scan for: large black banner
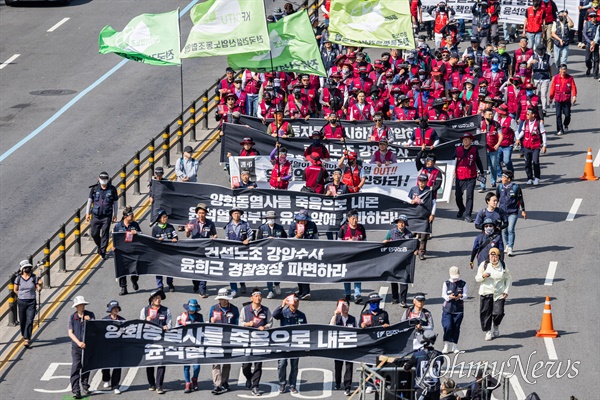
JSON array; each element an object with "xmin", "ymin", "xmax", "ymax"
[
  {"xmin": 114, "ymin": 233, "xmax": 418, "ymax": 284},
  {"xmin": 223, "ymin": 115, "xmax": 485, "ymax": 166},
  {"xmin": 83, "ymin": 320, "xmax": 415, "ymax": 372},
  {"xmin": 151, "ymin": 181, "xmax": 432, "ymax": 233}
]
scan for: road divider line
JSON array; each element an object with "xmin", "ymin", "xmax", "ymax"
[
  {"xmin": 378, "ymin": 286, "xmax": 389, "ymax": 309},
  {"xmin": 594, "ymin": 149, "xmax": 600, "ymax": 168},
  {"xmin": 544, "ymin": 261, "xmax": 558, "ymax": 285},
  {"xmin": 544, "ymin": 337, "xmax": 558, "ymax": 360},
  {"xmin": 0, "ymin": 0, "xmax": 200, "ymax": 164},
  {"xmin": 0, "ymin": 54, "xmax": 20, "ymax": 70},
  {"xmin": 509, "ymin": 375, "xmax": 527, "ymax": 400},
  {"xmin": 47, "ymin": 17, "xmax": 70, "ymax": 32},
  {"xmin": 566, "ymin": 198, "xmax": 582, "ymax": 221}
]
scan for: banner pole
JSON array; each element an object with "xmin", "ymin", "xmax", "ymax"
[{"xmin": 178, "ymin": 13, "xmax": 184, "ymax": 117}]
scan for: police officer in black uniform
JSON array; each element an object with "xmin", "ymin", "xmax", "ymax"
[{"xmin": 86, "ymin": 172, "xmax": 118, "ymax": 259}]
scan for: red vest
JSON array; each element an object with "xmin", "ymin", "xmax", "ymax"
[
  {"xmin": 448, "ymin": 99, "xmax": 465, "ymax": 119},
  {"xmin": 434, "ymin": 12, "xmax": 449, "ymax": 33},
  {"xmin": 343, "ymin": 224, "xmax": 365, "ymax": 240},
  {"xmin": 522, "ymin": 120, "xmax": 542, "ymax": 150},
  {"xmin": 455, "ymin": 146, "xmax": 478, "ymax": 180},
  {"xmin": 259, "ymin": 102, "xmax": 275, "ymax": 119},
  {"xmin": 371, "ymin": 126, "xmax": 390, "ymax": 142},
  {"xmin": 373, "ymin": 150, "xmax": 395, "ymax": 163},
  {"xmin": 413, "ymin": 127, "xmax": 435, "ymax": 146},
  {"xmin": 305, "ymin": 165, "xmax": 326, "ymax": 194},
  {"xmin": 488, "ymin": 1, "xmax": 499, "ymax": 24},
  {"xmin": 420, "ymin": 167, "xmax": 440, "ymax": 190},
  {"xmin": 482, "ymin": 70, "xmax": 505, "ymax": 97},
  {"xmin": 506, "ymin": 85, "xmax": 519, "ymax": 115},
  {"xmin": 395, "ymin": 107, "xmax": 418, "ymax": 121},
  {"xmin": 514, "ymin": 48, "xmax": 533, "ymax": 68},
  {"xmin": 518, "ymin": 95, "xmax": 539, "ymax": 121},
  {"xmin": 551, "ymin": 74, "xmax": 575, "ymax": 103},
  {"xmin": 481, "ymin": 119, "xmax": 501, "ymax": 152},
  {"xmin": 526, "ymin": 7, "xmax": 544, "ymax": 33},
  {"xmin": 243, "ymin": 70, "xmax": 261, "ymax": 95},
  {"xmin": 348, "ymin": 103, "xmax": 373, "ymax": 121},
  {"xmin": 324, "ymin": 124, "xmax": 344, "ymax": 139},
  {"xmin": 342, "ymin": 166, "xmax": 362, "ymax": 192},
  {"xmin": 410, "ymin": 0, "xmax": 420, "ymax": 17},
  {"xmin": 269, "ymin": 121, "xmax": 290, "ymax": 137},
  {"xmin": 240, "ymin": 148, "xmax": 259, "ymax": 156},
  {"xmin": 498, "ymin": 116, "xmax": 515, "ymax": 147},
  {"xmin": 270, "ymin": 161, "xmax": 292, "ymax": 189},
  {"xmin": 427, "ymin": 108, "xmax": 449, "ymax": 121},
  {"xmin": 288, "ymin": 98, "xmax": 311, "ymax": 118}
]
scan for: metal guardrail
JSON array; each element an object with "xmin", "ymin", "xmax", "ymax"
[{"xmin": 1, "ymin": 0, "xmax": 323, "ymax": 324}]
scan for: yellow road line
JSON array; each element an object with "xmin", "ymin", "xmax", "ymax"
[{"xmin": 0, "ymin": 129, "xmax": 220, "ymax": 372}]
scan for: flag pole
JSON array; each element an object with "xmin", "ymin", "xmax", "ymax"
[{"xmin": 178, "ymin": 11, "xmax": 184, "ymax": 117}]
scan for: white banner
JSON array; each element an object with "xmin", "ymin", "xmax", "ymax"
[
  {"xmin": 229, "ymin": 156, "xmax": 455, "ymax": 202},
  {"xmin": 420, "ymin": 0, "xmax": 578, "ymax": 27}
]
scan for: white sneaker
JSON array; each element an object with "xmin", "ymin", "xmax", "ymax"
[
  {"xmin": 442, "ymin": 342, "xmax": 450, "ymax": 354},
  {"xmin": 274, "ymin": 284, "xmax": 281, "ymax": 295},
  {"xmin": 485, "ymin": 331, "xmax": 493, "ymax": 341},
  {"xmin": 103, "ymin": 382, "xmax": 110, "ymax": 389},
  {"xmin": 231, "ymin": 290, "xmax": 238, "ymax": 298},
  {"xmin": 504, "ymin": 247, "xmax": 508, "ymax": 253},
  {"xmin": 493, "ymin": 326, "xmax": 500, "ymax": 338},
  {"xmin": 507, "ymin": 247, "xmax": 514, "ymax": 257},
  {"xmin": 366, "ymin": 386, "xmax": 375, "ymax": 394},
  {"xmin": 452, "ymin": 343, "xmax": 460, "ymax": 354},
  {"xmin": 533, "ymin": 178, "xmax": 539, "ymax": 186},
  {"xmin": 266, "ymin": 291, "xmax": 275, "ymax": 299},
  {"xmin": 526, "ymin": 179, "xmax": 533, "ymax": 185},
  {"xmin": 114, "ymin": 388, "xmax": 121, "ymax": 395}
]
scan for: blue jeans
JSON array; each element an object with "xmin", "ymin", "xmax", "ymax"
[
  {"xmin": 503, "ymin": 23, "xmax": 516, "ymax": 41},
  {"xmin": 344, "ymin": 282, "xmax": 362, "ymax": 296},
  {"xmin": 441, "ymin": 310, "xmax": 464, "ymax": 344},
  {"xmin": 502, "ymin": 212, "xmax": 519, "ymax": 248},
  {"xmin": 278, "ymin": 358, "xmax": 299, "ymax": 388},
  {"xmin": 497, "ymin": 146, "xmax": 514, "ymax": 176},
  {"xmin": 526, "ymin": 32, "xmax": 542, "ymax": 50},
  {"xmin": 155, "ymin": 276, "xmax": 173, "ymax": 288},
  {"xmin": 481, "ymin": 150, "xmax": 499, "ymax": 188},
  {"xmin": 246, "ymin": 94, "xmax": 258, "ymax": 117},
  {"xmin": 458, "ymin": 19, "xmax": 466, "ymax": 37},
  {"xmin": 184, "ymin": 365, "xmax": 200, "ymax": 383},
  {"xmin": 266, "ymin": 282, "xmax": 281, "ymax": 291},
  {"xmin": 554, "ymin": 45, "xmax": 569, "ymax": 69}
]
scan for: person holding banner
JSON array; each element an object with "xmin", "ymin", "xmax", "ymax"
[
  {"xmin": 455, "ymin": 133, "xmax": 485, "ymax": 223},
  {"xmin": 68, "ymin": 296, "xmax": 95, "ymax": 399},
  {"xmin": 394, "ymin": 95, "xmax": 419, "ymax": 122},
  {"xmin": 227, "ymin": 136, "xmax": 260, "ymax": 160},
  {"xmin": 330, "ymin": 298, "xmax": 357, "ymax": 396},
  {"xmin": 176, "ymin": 299, "xmax": 203, "ymax": 393},
  {"xmin": 406, "ymin": 117, "xmax": 440, "ymax": 149},
  {"xmin": 186, "ymin": 203, "xmax": 218, "ymax": 297},
  {"xmin": 269, "ymin": 146, "xmax": 293, "ymax": 190},
  {"xmin": 370, "ymin": 138, "xmax": 397, "ymax": 167},
  {"xmin": 257, "ymin": 92, "xmax": 277, "ymax": 122},
  {"xmin": 360, "ymin": 293, "xmax": 390, "ymax": 328},
  {"xmin": 141, "ymin": 289, "xmax": 171, "ymax": 394},
  {"xmin": 347, "ymin": 90, "xmax": 375, "ymax": 121},
  {"xmin": 289, "ymin": 210, "xmax": 319, "ymax": 300},
  {"xmin": 266, "ymin": 108, "xmax": 294, "ymax": 138},
  {"xmin": 384, "ymin": 215, "xmax": 414, "ymax": 307},
  {"xmin": 101, "ymin": 300, "xmax": 125, "ymax": 394},
  {"xmin": 240, "ymin": 288, "xmax": 273, "ymax": 396},
  {"xmin": 273, "ymin": 294, "xmax": 308, "ymax": 394},
  {"xmin": 151, "ymin": 210, "xmax": 178, "ymax": 292},
  {"xmin": 209, "ymin": 288, "xmax": 240, "ymax": 394},
  {"xmin": 409, "ymin": 174, "xmax": 434, "ymax": 261},
  {"xmin": 113, "ymin": 206, "xmax": 141, "ymax": 296},
  {"xmin": 256, "ymin": 211, "xmax": 286, "ymax": 299},
  {"xmin": 323, "ymin": 113, "xmax": 345, "ymax": 140},
  {"xmin": 338, "ymin": 209, "xmax": 367, "ymax": 304},
  {"xmin": 304, "ymin": 131, "xmax": 330, "ymax": 161},
  {"xmin": 304, "ymin": 152, "xmax": 328, "ymax": 194},
  {"xmin": 338, "ymin": 151, "xmax": 365, "ymax": 193},
  {"xmin": 224, "ymin": 208, "xmax": 253, "ymax": 297}
]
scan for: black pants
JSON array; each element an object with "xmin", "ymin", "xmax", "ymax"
[
  {"xmin": 17, "ymin": 298, "xmax": 36, "ymax": 340},
  {"xmin": 297, "ymin": 283, "xmax": 310, "ymax": 296},
  {"xmin": 242, "ymin": 362, "xmax": 263, "ymax": 389},
  {"xmin": 118, "ymin": 275, "xmax": 139, "ymax": 288},
  {"xmin": 391, "ymin": 282, "xmax": 408, "ymax": 303},
  {"xmin": 192, "ymin": 280, "xmax": 207, "ymax": 294},
  {"xmin": 480, "ymin": 295, "xmax": 505, "ymax": 331},
  {"xmin": 146, "ymin": 366, "xmax": 166, "ymax": 388},
  {"xmin": 523, "ymin": 147, "xmax": 541, "ymax": 180},
  {"xmin": 578, "ymin": 10, "xmax": 587, "ymax": 43},
  {"xmin": 455, "ymin": 178, "xmax": 476, "ymax": 217},
  {"xmin": 101, "ymin": 368, "xmax": 122, "ymax": 389},
  {"xmin": 90, "ymin": 215, "xmax": 112, "ymax": 256},
  {"xmin": 417, "ymin": 233, "xmax": 428, "ymax": 254},
  {"xmin": 334, "ymin": 360, "xmax": 353, "ymax": 390},
  {"xmin": 585, "ymin": 41, "xmax": 600, "ymax": 77},
  {"xmin": 555, "ymin": 101, "xmax": 571, "ymax": 133},
  {"xmin": 71, "ymin": 347, "xmax": 90, "ymax": 394}
]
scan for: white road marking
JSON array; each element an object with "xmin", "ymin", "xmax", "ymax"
[
  {"xmin": 594, "ymin": 148, "xmax": 600, "ymax": 168},
  {"xmin": 0, "ymin": 54, "xmax": 20, "ymax": 70},
  {"xmin": 378, "ymin": 286, "xmax": 389, "ymax": 309},
  {"xmin": 566, "ymin": 198, "xmax": 582, "ymax": 221},
  {"xmin": 118, "ymin": 367, "xmax": 139, "ymax": 393},
  {"xmin": 544, "ymin": 337, "xmax": 558, "ymax": 361},
  {"xmin": 544, "ymin": 261, "xmax": 558, "ymax": 285},
  {"xmin": 89, "ymin": 370, "xmax": 103, "ymax": 391},
  {"xmin": 47, "ymin": 17, "xmax": 70, "ymax": 32},
  {"xmin": 509, "ymin": 375, "xmax": 527, "ymax": 400}
]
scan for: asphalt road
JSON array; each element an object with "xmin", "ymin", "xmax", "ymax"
[{"xmin": 1, "ymin": 1, "xmax": 600, "ymax": 399}]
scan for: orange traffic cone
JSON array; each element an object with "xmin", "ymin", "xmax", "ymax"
[
  {"xmin": 580, "ymin": 148, "xmax": 599, "ymax": 180},
  {"xmin": 536, "ymin": 296, "xmax": 558, "ymax": 338}
]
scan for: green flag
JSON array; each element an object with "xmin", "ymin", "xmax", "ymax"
[
  {"xmin": 181, "ymin": 0, "xmax": 269, "ymax": 58},
  {"xmin": 329, "ymin": 0, "xmax": 415, "ymax": 50},
  {"xmin": 99, "ymin": 10, "xmax": 181, "ymax": 66},
  {"xmin": 227, "ymin": 11, "xmax": 327, "ymax": 77}
]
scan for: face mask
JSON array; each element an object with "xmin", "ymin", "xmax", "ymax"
[
  {"xmin": 369, "ymin": 302, "xmax": 380, "ymax": 312},
  {"xmin": 267, "ymin": 219, "xmax": 275, "ymax": 226},
  {"xmin": 360, "ymin": 73, "xmax": 368, "ymax": 79},
  {"xmin": 484, "ymin": 227, "xmax": 494, "ymax": 235},
  {"xmin": 293, "ymin": 89, "xmax": 301, "ymax": 97},
  {"xmin": 312, "ymin": 139, "xmax": 321, "ymax": 145},
  {"xmin": 23, "ymin": 267, "xmax": 32, "ymax": 274},
  {"xmin": 559, "ymin": 16, "xmax": 566, "ymax": 22},
  {"xmin": 420, "ymin": 121, "xmax": 428, "ymax": 128},
  {"xmin": 278, "ymin": 155, "xmax": 287, "ymax": 162},
  {"xmin": 419, "ymin": 74, "xmax": 426, "ymax": 80},
  {"xmin": 412, "ymin": 84, "xmax": 419, "ymax": 90},
  {"xmin": 342, "ymin": 68, "xmax": 350, "ymax": 74},
  {"xmin": 498, "ymin": 48, "xmax": 506, "ymax": 55},
  {"xmin": 439, "ymin": 6, "xmax": 446, "ymax": 11},
  {"xmin": 526, "ymin": 90, "xmax": 534, "ymax": 96},
  {"xmin": 158, "ymin": 223, "xmax": 167, "ymax": 229},
  {"xmin": 491, "ymin": 64, "xmax": 499, "ymax": 72},
  {"xmin": 99, "ymin": 179, "xmax": 109, "ymax": 185},
  {"xmin": 519, "ymin": 68, "xmax": 527, "ymax": 75},
  {"xmin": 330, "ymin": 119, "xmax": 338, "ymax": 124}
]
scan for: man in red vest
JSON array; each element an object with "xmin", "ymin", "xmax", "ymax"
[
  {"xmin": 522, "ymin": 0, "xmax": 546, "ymax": 50},
  {"xmin": 304, "ymin": 152, "xmax": 328, "ymax": 194},
  {"xmin": 454, "ymin": 133, "xmax": 485, "ymax": 222},
  {"xmin": 269, "ymin": 147, "xmax": 293, "ymax": 189},
  {"xmin": 338, "ymin": 152, "xmax": 365, "ymax": 193},
  {"xmin": 549, "ymin": 64, "xmax": 577, "ymax": 136},
  {"xmin": 516, "ymin": 108, "xmax": 547, "ymax": 185}
]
